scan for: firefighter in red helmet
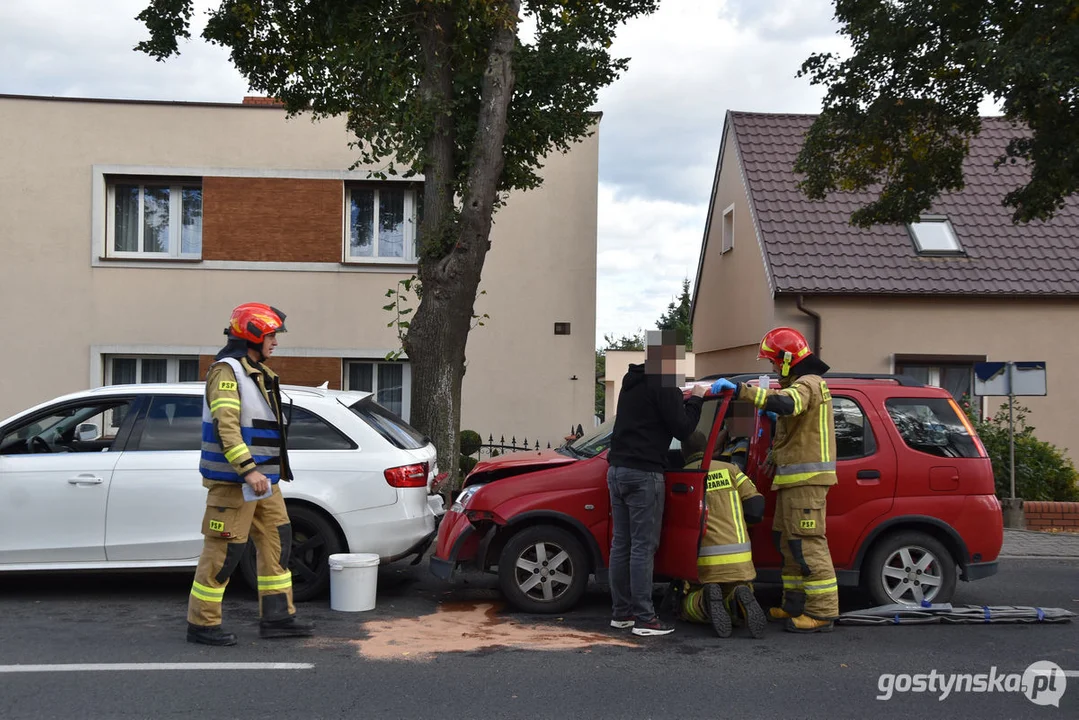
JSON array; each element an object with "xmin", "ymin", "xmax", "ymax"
[
  {"xmin": 711, "ymin": 327, "xmax": 838, "ymax": 633},
  {"xmin": 186, "ymin": 303, "xmax": 314, "ymax": 646}
]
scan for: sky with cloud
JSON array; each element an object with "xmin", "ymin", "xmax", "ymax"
[{"xmin": 1, "ymin": 0, "xmax": 849, "ymax": 345}]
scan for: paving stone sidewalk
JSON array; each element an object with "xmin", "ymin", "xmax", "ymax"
[{"xmin": 1000, "ymin": 528, "xmax": 1079, "ymax": 557}]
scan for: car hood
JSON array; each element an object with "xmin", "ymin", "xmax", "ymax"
[{"xmin": 470, "ymin": 448, "xmax": 577, "ymax": 476}]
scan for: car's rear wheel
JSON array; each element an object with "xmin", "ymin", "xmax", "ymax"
[
  {"xmin": 239, "ymin": 504, "xmax": 342, "ymax": 603},
  {"xmin": 497, "ymin": 525, "xmax": 589, "ymax": 614},
  {"xmin": 863, "ymin": 530, "xmax": 956, "ymax": 606}
]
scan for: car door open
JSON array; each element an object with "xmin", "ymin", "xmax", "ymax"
[{"xmin": 653, "ymin": 393, "xmax": 731, "ymax": 582}]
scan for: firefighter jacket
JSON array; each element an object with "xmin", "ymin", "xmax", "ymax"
[
  {"xmin": 684, "ymin": 459, "xmax": 762, "ymax": 583},
  {"xmin": 737, "ymin": 373, "xmax": 836, "ymax": 488},
  {"xmin": 199, "ymin": 356, "xmax": 292, "ymax": 483}
]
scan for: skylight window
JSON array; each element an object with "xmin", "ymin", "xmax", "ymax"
[{"xmin": 908, "ymin": 217, "xmax": 963, "ymax": 254}]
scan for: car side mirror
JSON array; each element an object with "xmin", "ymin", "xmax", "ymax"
[{"xmin": 76, "ymin": 423, "xmax": 100, "ymax": 442}]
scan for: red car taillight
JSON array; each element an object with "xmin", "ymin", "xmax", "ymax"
[{"xmin": 385, "ymin": 462, "xmax": 429, "ymax": 488}]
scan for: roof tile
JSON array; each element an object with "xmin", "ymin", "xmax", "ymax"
[{"xmin": 729, "ymin": 112, "xmax": 1079, "ymax": 295}]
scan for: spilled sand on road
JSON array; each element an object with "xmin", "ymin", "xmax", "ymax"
[{"xmin": 350, "ymin": 602, "xmax": 637, "ymax": 661}]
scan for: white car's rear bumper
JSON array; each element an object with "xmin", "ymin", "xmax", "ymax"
[{"xmin": 335, "ymin": 495, "xmax": 442, "ymax": 561}]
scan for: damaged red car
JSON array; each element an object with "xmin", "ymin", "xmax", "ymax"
[{"xmin": 429, "ymin": 373, "xmax": 1003, "ymax": 614}]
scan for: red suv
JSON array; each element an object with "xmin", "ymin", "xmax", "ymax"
[{"xmin": 430, "ymin": 374, "xmax": 1003, "ymax": 613}]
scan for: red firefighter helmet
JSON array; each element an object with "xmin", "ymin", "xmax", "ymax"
[
  {"xmin": 227, "ymin": 303, "xmax": 287, "ymax": 344},
  {"xmin": 757, "ymin": 327, "xmax": 811, "ymax": 377}
]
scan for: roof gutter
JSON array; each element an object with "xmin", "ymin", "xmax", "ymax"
[{"xmin": 796, "ymin": 294, "xmax": 822, "ymax": 357}]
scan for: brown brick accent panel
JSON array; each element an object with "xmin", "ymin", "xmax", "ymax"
[
  {"xmin": 202, "ymin": 177, "xmax": 343, "ymax": 262},
  {"xmin": 1023, "ymin": 501, "xmax": 1079, "ymax": 533},
  {"xmin": 197, "ymin": 355, "xmax": 341, "ymax": 390}
]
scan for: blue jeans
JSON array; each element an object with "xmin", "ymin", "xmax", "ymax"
[{"xmin": 607, "ymin": 466, "xmax": 665, "ymax": 622}]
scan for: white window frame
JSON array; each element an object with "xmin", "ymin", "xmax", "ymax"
[
  {"xmin": 721, "ymin": 204, "xmax": 735, "ymax": 254},
  {"xmin": 104, "ymin": 355, "xmax": 201, "ymax": 385},
  {"xmin": 907, "ymin": 216, "xmax": 963, "ymax": 255},
  {"xmin": 343, "ymin": 186, "xmax": 419, "ymax": 264},
  {"xmin": 105, "ymin": 180, "xmax": 203, "ymax": 259},
  {"xmin": 343, "ymin": 360, "xmax": 412, "ymax": 421}
]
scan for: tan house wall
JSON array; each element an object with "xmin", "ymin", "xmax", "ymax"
[
  {"xmin": 0, "ymin": 95, "xmax": 598, "ymax": 448},
  {"xmin": 774, "ymin": 295, "xmax": 1078, "ymax": 457},
  {"xmin": 692, "ymin": 122, "xmax": 776, "ymax": 356},
  {"xmin": 602, "ymin": 351, "xmax": 695, "ymax": 421},
  {"xmin": 692, "ymin": 344, "xmax": 767, "ymax": 380}
]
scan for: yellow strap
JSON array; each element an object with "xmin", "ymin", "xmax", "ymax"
[
  {"xmin": 258, "ymin": 579, "xmax": 293, "ymax": 592},
  {"xmin": 773, "ymin": 471, "xmax": 833, "ymax": 486},
  {"xmin": 210, "ymin": 398, "xmax": 242, "ymax": 412},
  {"xmin": 258, "ymin": 572, "xmax": 293, "ymax": 583},
  {"xmin": 224, "ymin": 443, "xmax": 251, "ymax": 463},
  {"xmin": 191, "ymin": 581, "xmax": 225, "ymax": 603},
  {"xmin": 697, "ymin": 551, "xmax": 753, "ymax": 566},
  {"xmin": 727, "ymin": 489, "xmax": 746, "ymax": 544},
  {"xmin": 805, "ymin": 578, "xmax": 838, "ymax": 595},
  {"xmin": 819, "ymin": 405, "xmax": 825, "ymax": 462},
  {"xmin": 257, "ymin": 572, "xmax": 293, "ymax": 591},
  {"xmin": 786, "ymin": 387, "xmax": 803, "ymax": 415}
]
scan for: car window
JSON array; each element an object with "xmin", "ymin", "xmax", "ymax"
[
  {"xmin": 287, "ymin": 407, "xmax": 356, "ymax": 451},
  {"xmin": 136, "ymin": 395, "xmax": 203, "ymax": 451},
  {"xmin": 671, "ymin": 397, "xmax": 725, "ymax": 470},
  {"xmin": 348, "ymin": 397, "xmax": 426, "ymax": 450},
  {"xmin": 0, "ymin": 398, "xmax": 136, "ymax": 455},
  {"xmin": 566, "ymin": 418, "xmax": 614, "ymax": 458},
  {"xmin": 834, "ymin": 397, "xmax": 875, "ymax": 460},
  {"xmin": 885, "ymin": 397, "xmax": 981, "ymax": 459}
]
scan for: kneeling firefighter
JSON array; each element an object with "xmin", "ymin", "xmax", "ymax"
[
  {"xmin": 677, "ymin": 431, "xmax": 767, "ymax": 639},
  {"xmin": 711, "ymin": 327, "xmax": 839, "ymax": 633},
  {"xmin": 186, "ymin": 303, "xmax": 314, "ymax": 646}
]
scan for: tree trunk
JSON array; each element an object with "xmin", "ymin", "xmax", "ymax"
[{"xmin": 405, "ymin": 0, "xmax": 522, "ymax": 497}]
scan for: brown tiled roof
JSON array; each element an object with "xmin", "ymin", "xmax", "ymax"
[{"xmin": 730, "ymin": 112, "xmax": 1079, "ymax": 295}]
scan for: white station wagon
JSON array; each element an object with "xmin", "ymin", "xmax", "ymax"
[{"xmin": 0, "ymin": 383, "xmax": 444, "ymax": 601}]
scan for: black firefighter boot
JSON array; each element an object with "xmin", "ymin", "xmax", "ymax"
[
  {"xmin": 259, "ymin": 616, "xmax": 315, "ymax": 639},
  {"xmin": 704, "ymin": 584, "xmax": 733, "ymax": 638},
  {"xmin": 187, "ymin": 623, "xmax": 237, "ymax": 647}
]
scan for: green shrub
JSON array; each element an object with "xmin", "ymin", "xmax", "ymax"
[
  {"xmin": 459, "ymin": 455, "xmax": 479, "ymax": 477},
  {"xmin": 460, "ymin": 429, "xmax": 482, "ymax": 457},
  {"xmin": 963, "ymin": 398, "xmax": 1079, "ymax": 502}
]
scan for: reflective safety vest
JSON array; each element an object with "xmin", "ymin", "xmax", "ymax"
[
  {"xmin": 199, "ymin": 357, "xmax": 283, "ymax": 483},
  {"xmin": 742, "ymin": 374, "xmax": 837, "ymax": 488},
  {"xmin": 686, "ymin": 461, "xmax": 761, "ymax": 584}
]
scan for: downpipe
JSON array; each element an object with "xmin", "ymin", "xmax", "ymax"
[{"xmin": 796, "ymin": 294, "xmax": 822, "ymax": 357}]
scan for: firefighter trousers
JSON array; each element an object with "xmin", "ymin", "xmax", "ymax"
[
  {"xmin": 188, "ymin": 481, "xmax": 296, "ymax": 627},
  {"xmin": 772, "ymin": 484, "xmax": 839, "ymax": 620}
]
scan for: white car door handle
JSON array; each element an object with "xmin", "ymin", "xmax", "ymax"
[{"xmin": 68, "ymin": 475, "xmax": 104, "ymax": 485}]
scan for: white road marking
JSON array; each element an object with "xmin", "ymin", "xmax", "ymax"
[{"xmin": 0, "ymin": 662, "xmax": 313, "ymax": 673}]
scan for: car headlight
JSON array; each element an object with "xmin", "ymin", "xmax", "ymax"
[{"xmin": 451, "ymin": 484, "xmax": 485, "ymax": 513}]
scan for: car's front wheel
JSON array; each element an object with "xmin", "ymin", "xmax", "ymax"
[
  {"xmin": 497, "ymin": 524, "xmax": 589, "ymax": 614},
  {"xmin": 863, "ymin": 530, "xmax": 957, "ymax": 606},
  {"xmin": 239, "ymin": 504, "xmax": 342, "ymax": 603}
]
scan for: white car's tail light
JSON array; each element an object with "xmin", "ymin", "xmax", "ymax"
[{"xmin": 384, "ymin": 462, "xmax": 429, "ymax": 488}]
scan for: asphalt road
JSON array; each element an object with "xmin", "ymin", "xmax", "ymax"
[{"xmin": 1, "ymin": 557, "xmax": 1077, "ymax": 719}]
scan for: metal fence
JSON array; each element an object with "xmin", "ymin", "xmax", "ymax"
[{"xmin": 464, "ymin": 425, "xmax": 585, "ymax": 461}]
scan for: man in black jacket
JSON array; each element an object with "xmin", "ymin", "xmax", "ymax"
[{"xmin": 607, "ymin": 331, "xmax": 706, "ymax": 636}]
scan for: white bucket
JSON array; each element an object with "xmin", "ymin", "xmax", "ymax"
[{"xmin": 328, "ymin": 553, "xmax": 380, "ymax": 612}]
